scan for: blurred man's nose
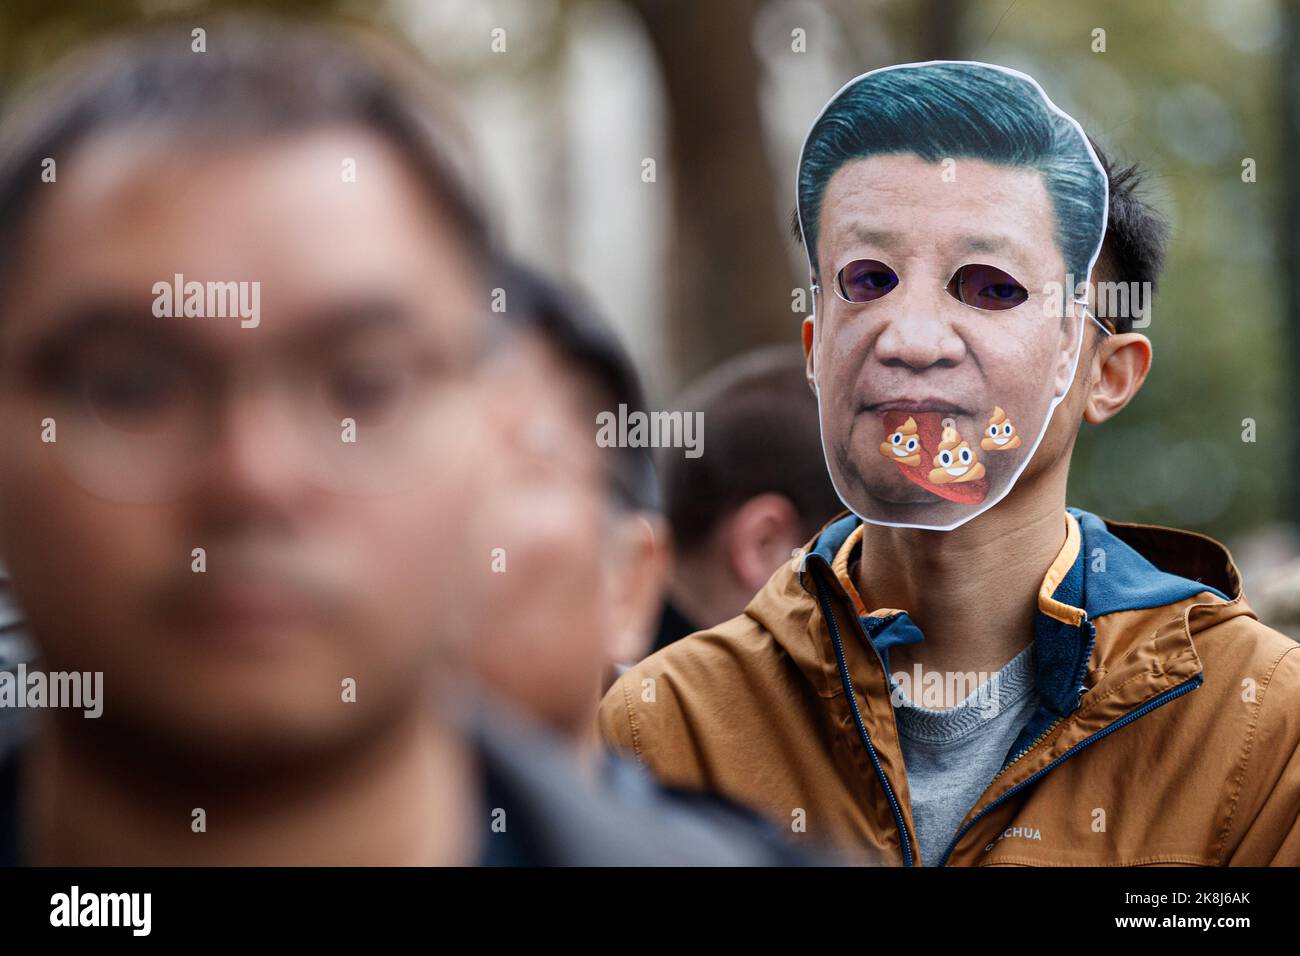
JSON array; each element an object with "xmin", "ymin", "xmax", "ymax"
[
  {"xmin": 196, "ymin": 388, "xmax": 314, "ymax": 513},
  {"xmin": 870, "ymin": 279, "xmax": 966, "ymax": 370}
]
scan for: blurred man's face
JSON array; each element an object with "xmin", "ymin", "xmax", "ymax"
[
  {"xmin": 0, "ymin": 127, "xmax": 493, "ymax": 761},
  {"xmin": 472, "ymin": 335, "xmax": 642, "ymax": 738},
  {"xmin": 810, "ymin": 153, "xmax": 1083, "ymax": 529}
]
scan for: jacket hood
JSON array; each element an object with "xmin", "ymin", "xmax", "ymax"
[{"xmin": 746, "ymin": 507, "xmax": 1246, "ymax": 715}]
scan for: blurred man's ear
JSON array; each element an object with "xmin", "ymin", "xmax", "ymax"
[
  {"xmin": 1083, "ymin": 332, "xmax": 1152, "ymax": 424},
  {"xmin": 723, "ymin": 493, "xmax": 803, "ymax": 595},
  {"xmin": 604, "ymin": 513, "xmax": 671, "ymax": 668}
]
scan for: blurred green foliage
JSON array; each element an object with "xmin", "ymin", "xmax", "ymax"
[{"xmin": 955, "ymin": 0, "xmax": 1290, "ymax": 538}]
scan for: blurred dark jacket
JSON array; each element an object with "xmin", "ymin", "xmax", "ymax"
[{"xmin": 0, "ymin": 694, "xmax": 822, "ymax": 866}]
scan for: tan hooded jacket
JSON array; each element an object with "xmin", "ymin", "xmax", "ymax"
[{"xmin": 599, "ymin": 508, "xmax": 1300, "ymax": 866}]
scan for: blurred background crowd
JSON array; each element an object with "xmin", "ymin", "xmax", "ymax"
[{"xmin": 3, "ymin": 0, "xmax": 1295, "ymax": 632}]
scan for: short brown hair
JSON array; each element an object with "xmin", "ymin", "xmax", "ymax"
[{"xmin": 660, "ymin": 346, "xmax": 842, "ymax": 553}]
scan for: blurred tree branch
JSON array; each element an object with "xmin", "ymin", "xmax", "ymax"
[{"xmin": 626, "ymin": 0, "xmax": 797, "ymax": 389}]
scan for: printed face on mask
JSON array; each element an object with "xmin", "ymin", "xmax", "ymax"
[
  {"xmin": 810, "ymin": 153, "xmax": 1084, "ymax": 529},
  {"xmin": 796, "ymin": 61, "xmax": 1107, "ymax": 531}
]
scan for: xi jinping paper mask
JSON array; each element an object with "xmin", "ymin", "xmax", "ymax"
[{"xmin": 796, "ymin": 61, "xmax": 1109, "ymax": 531}]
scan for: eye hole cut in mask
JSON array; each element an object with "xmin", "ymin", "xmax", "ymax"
[{"xmin": 795, "ymin": 61, "xmax": 1109, "ymax": 531}]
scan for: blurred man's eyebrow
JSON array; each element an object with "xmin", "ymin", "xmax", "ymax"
[
  {"xmin": 38, "ymin": 297, "xmax": 416, "ymax": 340},
  {"xmin": 297, "ymin": 299, "xmax": 415, "ymax": 342},
  {"xmin": 27, "ymin": 306, "xmax": 190, "ymax": 353},
  {"xmin": 286, "ymin": 300, "xmax": 463, "ymax": 362},
  {"xmin": 14, "ymin": 306, "xmax": 192, "ymax": 384},
  {"xmin": 23, "ymin": 297, "xmax": 427, "ymax": 365}
]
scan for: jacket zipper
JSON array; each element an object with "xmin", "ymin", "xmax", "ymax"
[
  {"xmin": 812, "ymin": 574, "xmax": 915, "ymax": 867},
  {"xmin": 989, "ymin": 616, "xmax": 1098, "ymax": 782},
  {"xmin": 993, "ymin": 716, "xmax": 1065, "ymax": 783},
  {"xmin": 937, "ymin": 673, "xmax": 1204, "ymax": 866}
]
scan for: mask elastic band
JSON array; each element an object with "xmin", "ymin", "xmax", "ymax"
[{"xmin": 1074, "ymin": 298, "xmax": 1114, "ymax": 336}]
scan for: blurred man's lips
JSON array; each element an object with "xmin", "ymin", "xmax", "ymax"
[{"xmin": 157, "ymin": 578, "xmax": 328, "ymax": 636}]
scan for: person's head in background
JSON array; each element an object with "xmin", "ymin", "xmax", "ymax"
[
  {"xmin": 471, "ymin": 262, "xmax": 668, "ymax": 744},
  {"xmin": 0, "ymin": 18, "xmax": 504, "ymax": 863},
  {"xmin": 654, "ymin": 346, "xmax": 843, "ymax": 651}
]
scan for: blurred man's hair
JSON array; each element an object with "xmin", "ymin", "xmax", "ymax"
[
  {"xmin": 0, "ymin": 16, "xmax": 489, "ymax": 293},
  {"xmin": 790, "ymin": 139, "xmax": 1169, "ymax": 336},
  {"xmin": 660, "ymin": 347, "xmax": 842, "ymax": 554},
  {"xmin": 495, "ymin": 260, "xmax": 658, "ymax": 514}
]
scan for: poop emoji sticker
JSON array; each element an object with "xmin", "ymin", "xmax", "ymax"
[
  {"xmin": 796, "ymin": 60, "xmax": 1109, "ymax": 530},
  {"xmin": 928, "ymin": 420, "xmax": 985, "ymax": 486},
  {"xmin": 880, "ymin": 416, "xmax": 922, "ymax": 467},
  {"xmin": 879, "ymin": 412, "xmax": 988, "ymax": 504},
  {"xmin": 981, "ymin": 406, "xmax": 1022, "ymax": 451}
]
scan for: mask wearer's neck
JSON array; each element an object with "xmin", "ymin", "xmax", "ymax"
[{"xmin": 855, "ymin": 461, "xmax": 1071, "ymax": 678}]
